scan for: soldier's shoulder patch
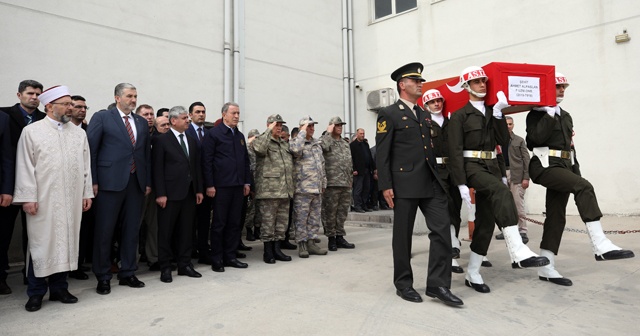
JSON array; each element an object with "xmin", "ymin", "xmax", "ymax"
[
  {"xmin": 240, "ymin": 139, "xmax": 245, "ymax": 146},
  {"xmin": 377, "ymin": 121, "xmax": 387, "ymax": 133}
]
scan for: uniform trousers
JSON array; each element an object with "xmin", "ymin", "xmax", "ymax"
[
  {"xmin": 392, "ymin": 185, "xmax": 452, "ymax": 290},
  {"xmin": 26, "ymin": 257, "xmax": 68, "ymax": 297},
  {"xmin": 210, "ymin": 186, "xmax": 244, "ymax": 263},
  {"xmin": 438, "ymin": 166, "xmax": 463, "ymax": 237},
  {"xmin": 157, "ymin": 189, "xmax": 196, "ymax": 270},
  {"xmin": 195, "ymin": 195, "xmax": 213, "ymax": 254},
  {"xmin": 243, "ymin": 195, "xmax": 258, "ymax": 230},
  {"xmin": 532, "ymin": 165, "xmax": 602, "ymax": 254},
  {"xmin": 466, "ymin": 166, "xmax": 519, "ymax": 256},
  {"xmin": 293, "ymin": 193, "xmax": 322, "ymax": 243},
  {"xmin": 257, "ymin": 198, "xmax": 289, "ymax": 242},
  {"xmin": 93, "ymin": 174, "xmax": 144, "ymax": 281},
  {"xmin": 321, "ymin": 187, "xmax": 351, "ymax": 237}
]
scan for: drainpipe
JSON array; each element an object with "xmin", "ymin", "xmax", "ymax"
[
  {"xmin": 223, "ymin": 0, "xmax": 232, "ymax": 103},
  {"xmin": 341, "ymin": 0, "xmax": 351, "ymax": 135},
  {"xmin": 347, "ymin": 0, "xmax": 355, "ymax": 136}
]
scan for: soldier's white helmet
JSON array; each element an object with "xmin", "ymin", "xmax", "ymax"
[
  {"xmin": 422, "ymin": 89, "xmax": 445, "ymax": 114},
  {"xmin": 555, "ymin": 72, "xmax": 570, "ymax": 87},
  {"xmin": 460, "ymin": 66, "xmax": 488, "ymax": 98}
]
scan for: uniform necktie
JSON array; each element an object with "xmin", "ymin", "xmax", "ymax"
[
  {"xmin": 413, "ymin": 105, "xmax": 420, "ymax": 119},
  {"xmin": 124, "ymin": 116, "xmax": 136, "ymax": 173},
  {"xmin": 197, "ymin": 127, "xmax": 203, "ymax": 142},
  {"xmin": 179, "ymin": 134, "xmax": 188, "ymax": 157}
]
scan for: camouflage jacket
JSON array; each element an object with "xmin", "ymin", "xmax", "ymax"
[
  {"xmin": 247, "ymin": 141, "xmax": 257, "ymax": 174},
  {"xmin": 253, "ymin": 128, "xmax": 294, "ymax": 199},
  {"xmin": 320, "ymin": 133, "xmax": 353, "ymax": 188},
  {"xmin": 290, "ymin": 130, "xmax": 326, "ymax": 194}
]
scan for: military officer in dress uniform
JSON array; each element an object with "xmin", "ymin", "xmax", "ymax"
[
  {"xmin": 448, "ymin": 66, "xmax": 549, "ymax": 294},
  {"xmin": 376, "ymin": 62, "xmax": 462, "ymax": 306},
  {"xmin": 422, "ymin": 89, "xmax": 464, "ymax": 274},
  {"xmin": 526, "ymin": 72, "xmax": 634, "ymax": 286}
]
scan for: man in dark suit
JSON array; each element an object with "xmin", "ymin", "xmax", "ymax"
[
  {"xmin": 376, "ymin": 63, "xmax": 462, "ymax": 306},
  {"xmin": 0, "ymin": 111, "xmax": 15, "ymax": 295},
  {"xmin": 350, "ymin": 128, "xmax": 375, "ymax": 213},
  {"xmin": 153, "ymin": 106, "xmax": 204, "ymax": 283},
  {"xmin": 202, "ymin": 102, "xmax": 251, "ymax": 272},
  {"xmin": 0, "ymin": 80, "xmax": 45, "ymax": 294},
  {"xmin": 87, "ymin": 83, "xmax": 151, "ymax": 295}
]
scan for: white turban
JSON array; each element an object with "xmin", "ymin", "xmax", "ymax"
[{"xmin": 39, "ymin": 85, "xmax": 70, "ymax": 105}]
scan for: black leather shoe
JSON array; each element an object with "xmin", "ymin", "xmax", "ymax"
[
  {"xmin": 280, "ymin": 239, "xmax": 298, "ymax": 250},
  {"xmin": 118, "ymin": 275, "xmax": 145, "ymax": 288},
  {"xmin": 211, "ymin": 261, "xmax": 225, "ymax": 272},
  {"xmin": 96, "ymin": 280, "xmax": 111, "ymax": 295},
  {"xmin": 520, "ymin": 232, "xmax": 529, "ymax": 244},
  {"xmin": 198, "ymin": 255, "xmax": 213, "ymax": 265},
  {"xmin": 148, "ymin": 262, "xmax": 161, "ymax": 271},
  {"xmin": 539, "ymin": 276, "xmax": 573, "ymax": 286},
  {"xmin": 336, "ymin": 236, "xmax": 355, "ymax": 249},
  {"xmin": 452, "ymin": 247, "xmax": 460, "ymax": 259},
  {"xmin": 238, "ymin": 241, "xmax": 253, "ymax": 251},
  {"xmin": 512, "ymin": 256, "xmax": 550, "ymax": 269},
  {"xmin": 69, "ymin": 270, "xmax": 89, "ymax": 280},
  {"xmin": 25, "ymin": 295, "xmax": 44, "ymax": 312},
  {"xmin": 425, "ymin": 287, "xmax": 464, "ymax": 306},
  {"xmin": 160, "ymin": 269, "xmax": 172, "ymax": 283},
  {"xmin": 364, "ymin": 207, "xmax": 373, "ymax": 212},
  {"xmin": 481, "ymin": 260, "xmax": 492, "ymax": 267},
  {"xmin": 595, "ymin": 249, "xmax": 635, "ymax": 261},
  {"xmin": 178, "ymin": 265, "xmax": 202, "ymax": 278},
  {"xmin": 224, "ymin": 259, "xmax": 248, "ymax": 269},
  {"xmin": 464, "ymin": 279, "xmax": 490, "ymax": 293},
  {"xmin": 353, "ymin": 207, "xmax": 366, "ymax": 213},
  {"xmin": 236, "ymin": 252, "xmax": 247, "ymax": 259},
  {"xmin": 451, "ymin": 266, "xmax": 464, "ymax": 274},
  {"xmin": 328, "ymin": 237, "xmax": 338, "ymax": 251},
  {"xmin": 380, "ymin": 204, "xmax": 391, "ymax": 210},
  {"xmin": 246, "ymin": 228, "xmax": 255, "ymax": 241},
  {"xmin": 396, "ymin": 287, "xmax": 422, "ymax": 303},
  {"xmin": 0, "ymin": 280, "xmax": 11, "ymax": 295},
  {"xmin": 49, "ymin": 289, "xmax": 78, "ymax": 303}
]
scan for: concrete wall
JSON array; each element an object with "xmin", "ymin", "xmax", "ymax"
[{"xmin": 352, "ymin": 0, "xmax": 640, "ymax": 215}]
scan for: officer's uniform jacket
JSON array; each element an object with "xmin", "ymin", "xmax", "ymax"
[
  {"xmin": 253, "ymin": 129, "xmax": 294, "ymax": 199},
  {"xmin": 375, "ymin": 99, "xmax": 444, "ymax": 198},
  {"xmin": 448, "ymin": 101, "xmax": 510, "ymax": 186},
  {"xmin": 525, "ymin": 107, "xmax": 581, "ymax": 181},
  {"xmin": 320, "ymin": 133, "xmax": 353, "ymax": 188},
  {"xmin": 290, "ymin": 130, "xmax": 326, "ymax": 194}
]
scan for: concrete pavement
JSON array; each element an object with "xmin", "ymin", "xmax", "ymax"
[{"xmin": 0, "ymin": 215, "xmax": 639, "ymax": 335}]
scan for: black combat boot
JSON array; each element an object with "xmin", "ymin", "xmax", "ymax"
[
  {"xmin": 263, "ymin": 242, "xmax": 276, "ymax": 264},
  {"xmin": 328, "ymin": 236, "xmax": 338, "ymax": 251},
  {"xmin": 336, "ymin": 235, "xmax": 355, "ymax": 249},
  {"xmin": 273, "ymin": 241, "xmax": 292, "ymax": 261},
  {"xmin": 281, "ymin": 231, "xmax": 297, "ymax": 250}
]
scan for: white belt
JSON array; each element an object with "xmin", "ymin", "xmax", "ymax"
[
  {"xmin": 436, "ymin": 157, "xmax": 448, "ymax": 164},
  {"xmin": 462, "ymin": 150, "xmax": 497, "ymax": 160}
]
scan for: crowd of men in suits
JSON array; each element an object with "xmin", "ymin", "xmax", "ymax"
[{"xmin": 0, "ymin": 80, "xmax": 358, "ymax": 312}]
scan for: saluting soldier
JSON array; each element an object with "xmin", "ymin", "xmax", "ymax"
[
  {"xmin": 448, "ymin": 66, "xmax": 549, "ymax": 294},
  {"xmin": 526, "ymin": 72, "xmax": 634, "ymax": 286},
  {"xmin": 376, "ymin": 62, "xmax": 462, "ymax": 306}
]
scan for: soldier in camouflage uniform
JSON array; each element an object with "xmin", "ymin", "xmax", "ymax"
[
  {"xmin": 253, "ymin": 114, "xmax": 295, "ymax": 264},
  {"xmin": 320, "ymin": 116, "xmax": 355, "ymax": 251},
  {"xmin": 244, "ymin": 129, "xmax": 260, "ymax": 241},
  {"xmin": 290, "ymin": 116, "xmax": 328, "ymax": 258}
]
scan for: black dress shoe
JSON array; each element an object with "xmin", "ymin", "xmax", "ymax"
[
  {"xmin": 49, "ymin": 289, "xmax": 78, "ymax": 303},
  {"xmin": 464, "ymin": 279, "xmax": 490, "ymax": 293},
  {"xmin": 364, "ymin": 207, "xmax": 373, "ymax": 212},
  {"xmin": 539, "ymin": 276, "xmax": 573, "ymax": 286},
  {"xmin": 25, "ymin": 295, "xmax": 44, "ymax": 312},
  {"xmin": 224, "ymin": 259, "xmax": 248, "ymax": 269},
  {"xmin": 452, "ymin": 247, "xmax": 460, "ymax": 259},
  {"xmin": 211, "ymin": 261, "xmax": 225, "ymax": 272},
  {"xmin": 512, "ymin": 256, "xmax": 550, "ymax": 269},
  {"xmin": 354, "ymin": 207, "xmax": 366, "ymax": 213},
  {"xmin": 238, "ymin": 241, "xmax": 253, "ymax": 251},
  {"xmin": 178, "ymin": 265, "xmax": 202, "ymax": 278},
  {"xmin": 69, "ymin": 270, "xmax": 89, "ymax": 280},
  {"xmin": 396, "ymin": 287, "xmax": 422, "ymax": 303},
  {"xmin": 481, "ymin": 260, "xmax": 492, "ymax": 267},
  {"xmin": 451, "ymin": 265, "xmax": 464, "ymax": 274},
  {"xmin": 148, "ymin": 262, "xmax": 161, "ymax": 271},
  {"xmin": 380, "ymin": 205, "xmax": 391, "ymax": 210},
  {"xmin": 595, "ymin": 249, "xmax": 635, "ymax": 261},
  {"xmin": 198, "ymin": 255, "xmax": 213, "ymax": 265},
  {"xmin": 118, "ymin": 275, "xmax": 145, "ymax": 288},
  {"xmin": 160, "ymin": 269, "xmax": 173, "ymax": 283},
  {"xmin": 236, "ymin": 252, "xmax": 246, "ymax": 259},
  {"xmin": 0, "ymin": 280, "xmax": 12, "ymax": 295},
  {"xmin": 96, "ymin": 280, "xmax": 111, "ymax": 295},
  {"xmin": 425, "ymin": 286, "xmax": 464, "ymax": 306}
]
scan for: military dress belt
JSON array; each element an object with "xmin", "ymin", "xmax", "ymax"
[
  {"xmin": 462, "ymin": 150, "xmax": 497, "ymax": 160},
  {"xmin": 436, "ymin": 157, "xmax": 449, "ymax": 165},
  {"xmin": 545, "ymin": 148, "xmax": 572, "ymax": 159}
]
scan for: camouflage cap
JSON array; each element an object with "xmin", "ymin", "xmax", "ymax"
[
  {"xmin": 247, "ymin": 128, "xmax": 260, "ymax": 138},
  {"xmin": 328, "ymin": 116, "xmax": 347, "ymax": 125},
  {"xmin": 267, "ymin": 114, "xmax": 286, "ymax": 124},
  {"xmin": 281, "ymin": 125, "xmax": 290, "ymax": 134},
  {"xmin": 299, "ymin": 115, "xmax": 318, "ymax": 126}
]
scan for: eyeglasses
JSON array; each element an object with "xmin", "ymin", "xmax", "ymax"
[{"xmin": 51, "ymin": 102, "xmax": 74, "ymax": 107}]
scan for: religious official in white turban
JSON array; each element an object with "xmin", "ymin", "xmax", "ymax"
[{"xmin": 13, "ymin": 85, "xmax": 94, "ymax": 312}]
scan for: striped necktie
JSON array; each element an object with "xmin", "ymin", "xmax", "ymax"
[{"xmin": 124, "ymin": 116, "xmax": 136, "ymax": 173}]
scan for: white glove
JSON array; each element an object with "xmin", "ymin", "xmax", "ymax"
[
  {"xmin": 458, "ymin": 185, "xmax": 472, "ymax": 209},
  {"xmin": 533, "ymin": 106, "xmax": 555, "ymax": 117},
  {"xmin": 492, "ymin": 91, "xmax": 510, "ymax": 119},
  {"xmin": 502, "ymin": 177, "xmax": 508, "ymax": 186}
]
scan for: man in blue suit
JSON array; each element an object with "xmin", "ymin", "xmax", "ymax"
[
  {"xmin": 88, "ymin": 83, "xmax": 151, "ymax": 295},
  {"xmin": 202, "ymin": 102, "xmax": 251, "ymax": 272}
]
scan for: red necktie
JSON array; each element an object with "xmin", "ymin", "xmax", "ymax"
[{"xmin": 124, "ymin": 116, "xmax": 136, "ymax": 173}]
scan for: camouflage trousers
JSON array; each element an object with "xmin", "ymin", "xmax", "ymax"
[
  {"xmin": 293, "ymin": 193, "xmax": 322, "ymax": 243},
  {"xmin": 244, "ymin": 196, "xmax": 259, "ymax": 229},
  {"xmin": 321, "ymin": 187, "xmax": 351, "ymax": 237},
  {"xmin": 257, "ymin": 198, "xmax": 290, "ymax": 242}
]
